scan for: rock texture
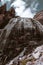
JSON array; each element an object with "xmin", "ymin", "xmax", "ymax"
[
  {"xmin": 34, "ymin": 10, "xmax": 43, "ymax": 25},
  {"xmin": 0, "ymin": 4, "xmax": 43, "ymax": 65},
  {"xmin": 0, "ymin": 4, "xmax": 15, "ymax": 29},
  {"xmin": 14, "ymin": 45, "xmax": 43, "ymax": 65},
  {"xmin": 6, "ymin": 45, "xmax": 43, "ymax": 65},
  {"xmin": 0, "ymin": 17, "xmax": 43, "ymax": 65}
]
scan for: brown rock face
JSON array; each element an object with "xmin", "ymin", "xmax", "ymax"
[
  {"xmin": 0, "ymin": 4, "xmax": 15, "ymax": 29},
  {"xmin": 0, "ymin": 14, "xmax": 5, "ymax": 25},
  {"xmin": 0, "ymin": 17, "xmax": 43, "ymax": 65},
  {"xmin": 0, "ymin": 4, "xmax": 6, "ymax": 14},
  {"xmin": 33, "ymin": 10, "xmax": 43, "ymax": 25}
]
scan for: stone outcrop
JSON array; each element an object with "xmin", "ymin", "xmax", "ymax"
[
  {"xmin": 0, "ymin": 17, "xmax": 43, "ymax": 65},
  {"xmin": 0, "ymin": 4, "xmax": 43, "ymax": 65}
]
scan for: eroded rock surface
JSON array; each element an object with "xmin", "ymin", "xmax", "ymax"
[{"xmin": 0, "ymin": 17, "xmax": 43, "ymax": 65}]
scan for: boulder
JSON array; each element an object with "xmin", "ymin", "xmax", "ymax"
[
  {"xmin": 0, "ymin": 17, "xmax": 43, "ymax": 65},
  {"xmin": 34, "ymin": 10, "xmax": 43, "ymax": 25}
]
